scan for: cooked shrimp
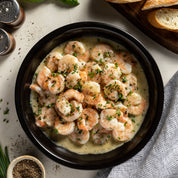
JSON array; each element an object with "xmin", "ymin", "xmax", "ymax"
[
  {"xmin": 66, "ymin": 71, "xmax": 80, "ymax": 89},
  {"xmin": 64, "ymin": 41, "xmax": 86, "ymax": 56},
  {"xmin": 46, "ymin": 51, "xmax": 62, "ymax": 72},
  {"xmin": 54, "ymin": 117, "xmax": 75, "ymax": 135},
  {"xmin": 91, "ymin": 43, "xmax": 114, "ymax": 62},
  {"xmin": 30, "ymin": 84, "xmax": 43, "ymax": 96},
  {"xmin": 84, "ymin": 94, "xmax": 107, "ymax": 109},
  {"xmin": 122, "ymin": 74, "xmax": 137, "ymax": 95},
  {"xmin": 113, "ymin": 102, "xmax": 128, "ymax": 117},
  {"xmin": 79, "ymin": 61, "xmax": 86, "ymax": 70},
  {"xmin": 124, "ymin": 92, "xmax": 146, "ymax": 115},
  {"xmin": 85, "ymin": 62, "xmax": 103, "ymax": 83},
  {"xmin": 62, "ymin": 100, "xmax": 83, "ymax": 122},
  {"xmin": 77, "ymin": 108, "xmax": 99, "ymax": 131},
  {"xmin": 36, "ymin": 66, "xmax": 51, "ymax": 90},
  {"xmin": 100, "ymin": 109, "xmax": 123, "ymax": 130},
  {"xmin": 58, "ymin": 54, "xmax": 80, "ymax": 73},
  {"xmin": 102, "ymin": 63, "xmax": 122, "ymax": 84},
  {"xmin": 79, "ymin": 71, "xmax": 87, "ymax": 83},
  {"xmin": 69, "ymin": 126, "xmax": 90, "ymax": 144},
  {"xmin": 55, "ymin": 95, "xmax": 71, "ymax": 116},
  {"xmin": 47, "ymin": 73, "xmax": 65, "ymax": 95},
  {"xmin": 39, "ymin": 94, "xmax": 56, "ymax": 107},
  {"xmin": 112, "ymin": 117, "xmax": 134, "ymax": 142},
  {"xmin": 104, "ymin": 80, "xmax": 127, "ymax": 101},
  {"xmin": 35, "ymin": 107, "xmax": 57, "ymax": 128},
  {"xmin": 116, "ymin": 51, "xmax": 137, "ymax": 68},
  {"xmin": 30, "ymin": 84, "xmax": 57, "ymax": 107},
  {"xmin": 82, "ymin": 81, "xmax": 101, "ymax": 96},
  {"xmin": 56, "ymin": 89, "xmax": 84, "ymax": 117},
  {"xmin": 78, "ymin": 51, "xmax": 90, "ymax": 62},
  {"xmin": 112, "ymin": 53, "xmax": 132, "ymax": 74},
  {"xmin": 66, "ymin": 71, "xmax": 87, "ymax": 89},
  {"xmin": 63, "ymin": 89, "xmax": 84, "ymax": 102},
  {"xmin": 91, "ymin": 124, "xmax": 111, "ymax": 145}
]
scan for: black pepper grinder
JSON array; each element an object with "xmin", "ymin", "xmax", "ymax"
[
  {"xmin": 0, "ymin": 0, "xmax": 25, "ymax": 28},
  {"xmin": 0, "ymin": 28, "xmax": 15, "ymax": 55}
]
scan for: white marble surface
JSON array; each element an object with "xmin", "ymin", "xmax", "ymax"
[{"xmin": 0, "ymin": 0, "xmax": 177, "ymax": 177}]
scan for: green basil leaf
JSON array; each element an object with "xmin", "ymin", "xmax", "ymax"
[
  {"xmin": 59, "ymin": 0, "xmax": 79, "ymax": 5},
  {"xmin": 25, "ymin": 0, "xmax": 45, "ymax": 2}
]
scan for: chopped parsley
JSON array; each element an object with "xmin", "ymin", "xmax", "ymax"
[
  {"xmin": 73, "ymin": 81, "xmax": 82, "ymax": 91},
  {"xmin": 118, "ymin": 93, "xmax": 124, "ymax": 100},
  {"xmin": 116, "ymin": 110, "xmax": 121, "ymax": 116},
  {"xmin": 78, "ymin": 130, "xmax": 83, "ymax": 134},
  {"xmin": 95, "ymin": 69, "xmax": 102, "ymax": 75},
  {"xmin": 3, "ymin": 107, "xmax": 9, "ymax": 115},
  {"xmin": 88, "ymin": 72, "xmax": 94, "ymax": 79},
  {"xmin": 128, "ymin": 91, "xmax": 133, "ymax": 96},
  {"xmin": 107, "ymin": 135, "xmax": 111, "ymax": 139},
  {"xmin": 73, "ymin": 52, "xmax": 77, "ymax": 57},
  {"xmin": 54, "ymin": 128, "xmax": 58, "ymax": 134},
  {"xmin": 52, "ymin": 73, "xmax": 57, "ymax": 77},
  {"xmin": 38, "ymin": 107, "xmax": 42, "ymax": 115},
  {"xmin": 104, "ymin": 52, "xmax": 111, "ymax": 58},
  {"xmin": 131, "ymin": 119, "xmax": 135, "ymax": 123},
  {"xmin": 78, "ymin": 117, "xmax": 82, "ymax": 121},
  {"xmin": 76, "ymin": 106, "xmax": 80, "ymax": 112},
  {"xmin": 114, "ymin": 63, "xmax": 118, "ymax": 68},
  {"xmin": 99, "ymin": 59, "xmax": 105, "ymax": 66},
  {"xmin": 52, "ymin": 81, "xmax": 56, "ymax": 87},
  {"xmin": 73, "ymin": 64, "xmax": 78, "ymax": 73},
  {"xmin": 47, "ymin": 103, "xmax": 55, "ymax": 108},
  {"xmin": 122, "ymin": 76, "xmax": 128, "ymax": 83},
  {"xmin": 106, "ymin": 115, "xmax": 112, "ymax": 121}
]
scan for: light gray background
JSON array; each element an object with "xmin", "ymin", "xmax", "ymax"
[{"xmin": 0, "ymin": 0, "xmax": 177, "ymax": 177}]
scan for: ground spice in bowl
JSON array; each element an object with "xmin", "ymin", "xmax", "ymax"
[{"xmin": 12, "ymin": 159, "xmax": 42, "ymax": 178}]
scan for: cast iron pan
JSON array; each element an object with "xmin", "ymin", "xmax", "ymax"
[{"xmin": 15, "ymin": 22, "xmax": 164, "ymax": 170}]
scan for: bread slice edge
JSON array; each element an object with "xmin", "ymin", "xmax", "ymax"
[
  {"xmin": 106, "ymin": 0, "xmax": 142, "ymax": 4},
  {"xmin": 142, "ymin": 0, "xmax": 178, "ymax": 10},
  {"xmin": 147, "ymin": 8, "xmax": 178, "ymax": 32}
]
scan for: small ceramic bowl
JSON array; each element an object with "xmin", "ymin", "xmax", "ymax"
[{"xmin": 7, "ymin": 155, "xmax": 45, "ymax": 178}]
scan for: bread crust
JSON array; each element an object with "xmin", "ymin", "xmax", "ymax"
[
  {"xmin": 147, "ymin": 8, "xmax": 178, "ymax": 32},
  {"xmin": 142, "ymin": 0, "xmax": 178, "ymax": 10},
  {"xmin": 106, "ymin": 0, "xmax": 142, "ymax": 3}
]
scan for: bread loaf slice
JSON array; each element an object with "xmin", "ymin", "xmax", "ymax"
[
  {"xmin": 106, "ymin": 0, "xmax": 142, "ymax": 3},
  {"xmin": 142, "ymin": 0, "xmax": 178, "ymax": 10},
  {"xmin": 148, "ymin": 8, "xmax": 178, "ymax": 32}
]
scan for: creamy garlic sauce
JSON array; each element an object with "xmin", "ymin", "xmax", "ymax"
[{"xmin": 30, "ymin": 37, "xmax": 149, "ymax": 154}]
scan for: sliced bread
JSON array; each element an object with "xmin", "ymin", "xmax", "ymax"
[
  {"xmin": 142, "ymin": 0, "xmax": 178, "ymax": 10},
  {"xmin": 148, "ymin": 8, "xmax": 178, "ymax": 32},
  {"xmin": 106, "ymin": 0, "xmax": 142, "ymax": 3}
]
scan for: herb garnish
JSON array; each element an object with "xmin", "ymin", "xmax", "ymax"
[
  {"xmin": 106, "ymin": 115, "xmax": 112, "ymax": 121},
  {"xmin": 73, "ymin": 52, "xmax": 77, "ymax": 57},
  {"xmin": 88, "ymin": 72, "xmax": 94, "ymax": 79},
  {"xmin": 54, "ymin": 129, "xmax": 58, "ymax": 134},
  {"xmin": 114, "ymin": 63, "xmax": 118, "ymax": 68},
  {"xmin": 122, "ymin": 76, "xmax": 128, "ymax": 83},
  {"xmin": 59, "ymin": 0, "xmax": 79, "ymax": 6},
  {"xmin": 3, "ymin": 108, "xmax": 9, "ymax": 115},
  {"xmin": 0, "ymin": 145, "xmax": 10, "ymax": 178}
]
